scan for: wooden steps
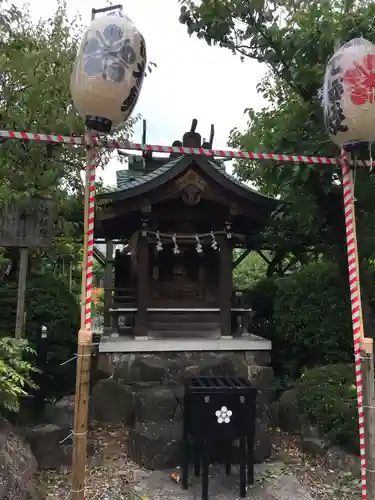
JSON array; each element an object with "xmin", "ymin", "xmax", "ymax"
[{"xmin": 148, "ymin": 311, "xmax": 220, "ymax": 339}]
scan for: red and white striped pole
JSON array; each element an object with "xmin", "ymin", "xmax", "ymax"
[{"xmin": 341, "ymin": 150, "xmax": 373, "ymax": 500}]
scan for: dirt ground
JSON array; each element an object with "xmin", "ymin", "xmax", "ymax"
[{"xmin": 36, "ymin": 423, "xmax": 360, "ymax": 500}]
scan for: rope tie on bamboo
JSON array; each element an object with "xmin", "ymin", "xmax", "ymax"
[
  {"xmin": 64, "ymin": 488, "xmax": 85, "ymax": 499},
  {"xmin": 60, "ymin": 352, "xmax": 93, "ymax": 366},
  {"xmin": 60, "ymin": 430, "xmax": 88, "ymax": 444}
]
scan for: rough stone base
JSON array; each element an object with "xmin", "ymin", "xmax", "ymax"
[
  {"xmin": 99, "ymin": 351, "xmax": 271, "ymax": 384},
  {"xmin": 0, "ymin": 418, "xmax": 39, "ymax": 500},
  {"xmin": 92, "ymin": 350, "xmax": 273, "ymax": 470},
  {"xmin": 26, "ymin": 424, "xmax": 95, "ymax": 470},
  {"xmin": 128, "ymin": 420, "xmax": 182, "ymax": 469}
]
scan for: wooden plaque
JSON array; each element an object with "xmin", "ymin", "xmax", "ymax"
[{"xmin": 0, "ymin": 198, "xmax": 54, "ymax": 248}]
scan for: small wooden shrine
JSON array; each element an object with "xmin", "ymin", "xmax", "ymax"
[{"xmin": 96, "ymin": 121, "xmax": 278, "ymax": 347}]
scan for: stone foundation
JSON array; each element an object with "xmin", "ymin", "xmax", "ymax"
[{"xmin": 92, "ymin": 350, "xmax": 273, "ymax": 470}]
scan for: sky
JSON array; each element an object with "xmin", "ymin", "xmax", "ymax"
[{"xmin": 13, "ymin": 0, "xmax": 267, "ymax": 186}]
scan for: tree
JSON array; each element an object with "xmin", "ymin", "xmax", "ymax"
[
  {"xmin": 0, "ymin": 0, "xmax": 137, "ymax": 204},
  {"xmin": 233, "ymin": 251, "xmax": 267, "ymax": 289},
  {"xmin": 0, "ymin": 0, "xmax": 139, "ymax": 278},
  {"xmin": 179, "ymin": 0, "xmax": 375, "ymax": 332}
]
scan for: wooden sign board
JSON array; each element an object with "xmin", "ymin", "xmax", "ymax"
[{"xmin": 0, "ymin": 198, "xmax": 54, "ymax": 248}]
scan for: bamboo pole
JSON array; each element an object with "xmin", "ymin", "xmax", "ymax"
[{"xmin": 71, "ymin": 131, "xmax": 97, "ymax": 500}]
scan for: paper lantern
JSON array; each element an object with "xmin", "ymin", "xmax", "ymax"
[
  {"xmin": 70, "ymin": 11, "xmax": 146, "ymax": 133},
  {"xmin": 323, "ymin": 37, "xmax": 375, "ymax": 150}
]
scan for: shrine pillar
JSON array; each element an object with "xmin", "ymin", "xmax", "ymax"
[
  {"xmin": 219, "ymin": 235, "xmax": 232, "ymax": 337},
  {"xmin": 103, "ymin": 238, "xmax": 113, "ymax": 336},
  {"xmin": 135, "ymin": 210, "xmax": 150, "ymax": 338}
]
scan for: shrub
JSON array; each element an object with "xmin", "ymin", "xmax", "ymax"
[
  {"xmin": 248, "ymin": 275, "xmax": 278, "ymax": 321},
  {"xmin": 0, "ymin": 272, "xmax": 80, "ymax": 399},
  {"xmin": 0, "ymin": 337, "xmax": 39, "ymax": 413},
  {"xmin": 272, "ymin": 261, "xmax": 352, "ymax": 378},
  {"xmin": 296, "ymin": 364, "xmax": 359, "ymax": 453}
]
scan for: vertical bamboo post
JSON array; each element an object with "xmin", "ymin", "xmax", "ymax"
[
  {"xmin": 71, "ymin": 131, "xmax": 97, "ymax": 500},
  {"xmin": 341, "ymin": 154, "xmax": 375, "ymax": 500}
]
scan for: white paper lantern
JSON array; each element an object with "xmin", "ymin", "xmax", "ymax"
[
  {"xmin": 323, "ymin": 38, "xmax": 375, "ymax": 150},
  {"xmin": 70, "ymin": 11, "xmax": 146, "ymax": 133}
]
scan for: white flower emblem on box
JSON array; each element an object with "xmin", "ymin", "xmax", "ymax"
[{"xmin": 215, "ymin": 406, "xmax": 232, "ymax": 424}]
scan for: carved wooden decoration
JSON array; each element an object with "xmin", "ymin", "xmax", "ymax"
[
  {"xmin": 175, "ymin": 169, "xmax": 207, "ymax": 206},
  {"xmin": 0, "ymin": 198, "xmax": 54, "ymax": 248}
]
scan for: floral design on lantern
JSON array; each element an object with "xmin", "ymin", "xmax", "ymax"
[
  {"xmin": 215, "ymin": 406, "xmax": 232, "ymax": 424},
  {"xmin": 83, "ymin": 24, "xmax": 137, "ymax": 83},
  {"xmin": 343, "ymin": 54, "xmax": 375, "ymax": 105}
]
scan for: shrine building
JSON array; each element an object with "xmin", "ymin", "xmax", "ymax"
[{"xmin": 95, "ymin": 122, "xmax": 278, "ymax": 354}]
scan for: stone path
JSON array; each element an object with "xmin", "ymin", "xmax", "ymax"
[{"xmin": 132, "ymin": 462, "xmax": 314, "ymax": 500}]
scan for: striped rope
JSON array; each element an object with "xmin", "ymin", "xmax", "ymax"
[
  {"xmin": 2, "ymin": 129, "xmax": 375, "ymax": 167},
  {"xmin": 341, "ymin": 150, "xmax": 367, "ymax": 500},
  {"xmin": 85, "ymin": 144, "xmax": 96, "ymax": 336},
  {"xmin": 78, "ymin": 134, "xmax": 97, "ymax": 344}
]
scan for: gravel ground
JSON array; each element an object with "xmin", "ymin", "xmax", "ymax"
[
  {"xmin": 37, "ymin": 422, "xmax": 138, "ymax": 500},
  {"xmin": 36, "ymin": 423, "xmax": 360, "ymax": 500},
  {"xmin": 270, "ymin": 430, "xmax": 360, "ymax": 500}
]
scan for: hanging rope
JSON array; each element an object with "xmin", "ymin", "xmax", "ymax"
[
  {"xmin": 210, "ymin": 230, "xmax": 218, "ymax": 250},
  {"xmin": 195, "ymin": 234, "xmax": 203, "ymax": 254},
  {"xmin": 156, "ymin": 231, "xmax": 163, "ymax": 252},
  {"xmin": 172, "ymin": 233, "xmax": 180, "ymax": 254}
]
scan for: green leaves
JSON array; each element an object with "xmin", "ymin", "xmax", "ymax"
[
  {"xmin": 181, "ymin": 0, "xmax": 375, "ymax": 271},
  {"xmin": 0, "ymin": 337, "xmax": 39, "ymax": 413},
  {"xmin": 273, "ymin": 261, "xmax": 353, "ymax": 378},
  {"xmin": 232, "ymin": 250, "xmax": 267, "ymax": 290},
  {"xmin": 296, "ymin": 364, "xmax": 359, "ymax": 453},
  {"xmin": 0, "ymin": 0, "xmax": 137, "ymax": 206}
]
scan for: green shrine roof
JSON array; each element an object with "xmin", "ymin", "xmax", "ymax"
[{"xmin": 98, "ymin": 154, "xmax": 277, "ymax": 208}]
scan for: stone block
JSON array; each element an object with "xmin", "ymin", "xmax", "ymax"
[
  {"xmin": 0, "ymin": 418, "xmax": 39, "ymax": 500},
  {"xmin": 114, "ymin": 354, "xmax": 167, "ymax": 384},
  {"xmin": 97, "ymin": 353, "xmax": 114, "ymax": 376},
  {"xmin": 26, "ymin": 424, "xmax": 94, "ymax": 470},
  {"xmin": 134, "ymin": 387, "xmax": 179, "ymax": 423},
  {"xmin": 277, "ymin": 388, "xmax": 304, "ymax": 434},
  {"xmin": 91, "ymin": 378, "xmax": 134, "ymax": 424},
  {"xmin": 200, "ymin": 356, "xmax": 236, "ymax": 377},
  {"xmin": 249, "ymin": 366, "xmax": 275, "ymax": 407},
  {"xmin": 244, "ymin": 351, "xmax": 271, "ymax": 367},
  {"xmin": 112, "ymin": 353, "xmax": 134, "ymax": 384},
  {"xmin": 128, "ymin": 420, "xmax": 182, "ymax": 469},
  {"xmin": 44, "ymin": 395, "xmax": 92, "ymax": 430},
  {"xmin": 137, "ymin": 356, "xmax": 167, "ymax": 382},
  {"xmin": 300, "ymin": 436, "xmax": 327, "ymax": 456}
]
